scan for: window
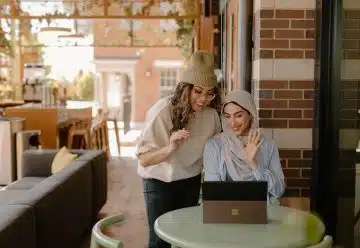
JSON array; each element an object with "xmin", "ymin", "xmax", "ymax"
[{"xmin": 159, "ymin": 68, "xmax": 178, "ymax": 98}]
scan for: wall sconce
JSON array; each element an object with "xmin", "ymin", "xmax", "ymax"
[{"xmin": 145, "ymin": 68, "xmax": 152, "ymax": 77}]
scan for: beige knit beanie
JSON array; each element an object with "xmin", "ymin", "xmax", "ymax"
[{"xmin": 180, "ymin": 50, "xmax": 217, "ymax": 88}]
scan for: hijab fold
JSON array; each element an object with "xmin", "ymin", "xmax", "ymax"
[{"xmin": 220, "ymin": 90, "xmax": 261, "ymax": 181}]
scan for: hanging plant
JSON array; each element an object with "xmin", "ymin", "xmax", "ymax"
[
  {"xmin": 0, "ymin": 27, "xmax": 13, "ymax": 57},
  {"xmin": 175, "ymin": 19, "xmax": 194, "ymax": 57}
]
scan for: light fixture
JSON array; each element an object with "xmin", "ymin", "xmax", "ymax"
[
  {"xmin": 38, "ymin": 27, "xmax": 72, "ymax": 45},
  {"xmin": 57, "ymin": 20, "xmax": 85, "ymax": 42}
]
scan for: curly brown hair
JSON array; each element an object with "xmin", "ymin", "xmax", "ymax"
[{"xmin": 169, "ymin": 82, "xmax": 222, "ymax": 133}]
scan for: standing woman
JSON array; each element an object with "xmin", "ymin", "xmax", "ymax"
[{"xmin": 136, "ymin": 51, "xmax": 222, "ymax": 248}]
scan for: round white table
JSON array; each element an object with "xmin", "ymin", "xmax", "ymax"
[{"xmin": 154, "ymin": 205, "xmax": 308, "ymax": 248}]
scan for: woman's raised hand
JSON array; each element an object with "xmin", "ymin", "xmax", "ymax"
[
  {"xmin": 169, "ymin": 128, "xmax": 190, "ymax": 151},
  {"xmin": 243, "ymin": 128, "xmax": 262, "ymax": 169}
]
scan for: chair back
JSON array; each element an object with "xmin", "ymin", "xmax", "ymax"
[{"xmin": 91, "ymin": 214, "xmax": 126, "ymax": 248}]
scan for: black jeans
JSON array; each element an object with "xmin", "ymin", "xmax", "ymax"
[{"xmin": 142, "ymin": 174, "xmax": 201, "ymax": 248}]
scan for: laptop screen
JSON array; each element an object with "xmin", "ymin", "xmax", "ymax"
[{"xmin": 202, "ymin": 181, "xmax": 268, "ymax": 201}]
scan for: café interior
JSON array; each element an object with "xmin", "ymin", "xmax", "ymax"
[{"xmin": 0, "ymin": 0, "xmax": 359, "ymax": 248}]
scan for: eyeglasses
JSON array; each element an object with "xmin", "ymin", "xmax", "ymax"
[{"xmin": 193, "ymin": 89, "xmax": 216, "ymax": 101}]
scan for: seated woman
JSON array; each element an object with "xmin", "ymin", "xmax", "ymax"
[{"xmin": 203, "ymin": 89, "xmax": 285, "ymax": 201}]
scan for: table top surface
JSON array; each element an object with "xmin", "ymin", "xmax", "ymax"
[{"xmin": 154, "ymin": 205, "xmax": 308, "ymax": 248}]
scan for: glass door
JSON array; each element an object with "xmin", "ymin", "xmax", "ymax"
[{"xmin": 312, "ymin": 0, "xmax": 360, "ymax": 247}]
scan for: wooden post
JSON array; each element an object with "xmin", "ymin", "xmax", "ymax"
[{"xmin": 196, "ymin": 0, "xmax": 201, "ymax": 51}]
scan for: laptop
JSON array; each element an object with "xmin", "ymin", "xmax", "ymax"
[{"xmin": 202, "ymin": 181, "xmax": 268, "ymax": 224}]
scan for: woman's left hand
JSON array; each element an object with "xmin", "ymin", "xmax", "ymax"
[{"xmin": 243, "ymin": 128, "xmax": 262, "ymax": 170}]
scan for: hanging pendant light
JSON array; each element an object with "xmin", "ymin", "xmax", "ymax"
[
  {"xmin": 57, "ymin": 20, "xmax": 85, "ymax": 43},
  {"xmin": 38, "ymin": 26, "xmax": 72, "ymax": 46}
]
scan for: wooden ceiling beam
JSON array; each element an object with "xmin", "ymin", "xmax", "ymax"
[{"xmin": 0, "ymin": 14, "xmax": 199, "ymax": 20}]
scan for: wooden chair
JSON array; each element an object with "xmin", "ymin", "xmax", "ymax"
[
  {"xmin": 100, "ymin": 111, "xmax": 110, "ymax": 159},
  {"xmin": 90, "ymin": 214, "xmax": 126, "ymax": 248},
  {"xmin": 67, "ymin": 118, "xmax": 93, "ymax": 149},
  {"xmin": 91, "ymin": 108, "xmax": 110, "ymax": 160},
  {"xmin": 108, "ymin": 106, "xmax": 122, "ymax": 156}
]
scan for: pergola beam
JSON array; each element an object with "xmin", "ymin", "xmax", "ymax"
[
  {"xmin": 0, "ymin": 14, "xmax": 199, "ymax": 20},
  {"xmin": 21, "ymin": 44, "xmax": 179, "ymax": 48}
]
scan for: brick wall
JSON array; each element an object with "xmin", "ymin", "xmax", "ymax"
[
  {"xmin": 252, "ymin": 0, "xmax": 316, "ymax": 197},
  {"xmin": 344, "ymin": 9, "xmax": 360, "ymax": 60},
  {"xmin": 340, "ymin": 5, "xmax": 360, "ymax": 151},
  {"xmin": 342, "ymin": 9, "xmax": 360, "ymax": 130}
]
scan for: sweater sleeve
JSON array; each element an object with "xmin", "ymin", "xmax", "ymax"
[{"xmin": 251, "ymin": 141, "xmax": 285, "ymax": 198}]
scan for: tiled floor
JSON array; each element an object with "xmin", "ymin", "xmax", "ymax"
[
  {"xmin": 79, "ymin": 156, "xmax": 148, "ymax": 248},
  {"xmin": 107, "ymin": 123, "xmax": 141, "ymax": 158}
]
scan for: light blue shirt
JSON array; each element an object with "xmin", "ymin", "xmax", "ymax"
[{"xmin": 203, "ymin": 134, "xmax": 285, "ymax": 198}]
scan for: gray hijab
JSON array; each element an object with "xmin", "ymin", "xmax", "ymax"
[{"xmin": 220, "ymin": 90, "xmax": 260, "ymax": 181}]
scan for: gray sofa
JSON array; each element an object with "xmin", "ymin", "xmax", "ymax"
[{"xmin": 0, "ymin": 149, "xmax": 108, "ymax": 248}]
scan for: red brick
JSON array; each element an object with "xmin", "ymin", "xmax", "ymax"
[
  {"xmin": 288, "ymin": 159, "xmax": 312, "ymax": 168},
  {"xmin": 259, "ymin": 109, "xmax": 273, "ymax": 118},
  {"xmin": 274, "ymin": 90, "xmax": 302, "ymax": 99},
  {"xmin": 340, "ymin": 120, "xmax": 358, "ymax": 128},
  {"xmin": 284, "ymin": 188, "xmax": 300, "ymax": 197},
  {"xmin": 340, "ymin": 110, "xmax": 358, "ymax": 119},
  {"xmin": 341, "ymin": 81, "xmax": 360, "ymax": 90},
  {"xmin": 261, "ymin": 9, "xmax": 274, "ymax": 18},
  {"xmin": 341, "ymin": 99, "xmax": 357, "ymax": 108},
  {"xmin": 344, "ymin": 50, "xmax": 360, "ymax": 59},
  {"xmin": 305, "ymin": 50, "xmax": 315, "ymax": 58},
  {"xmin": 284, "ymin": 168, "xmax": 301, "ymax": 178},
  {"xmin": 301, "ymin": 169, "xmax": 311, "ymax": 178},
  {"xmin": 303, "ymin": 110, "xmax": 313, "ymax": 118},
  {"xmin": 302, "ymin": 150, "xmax": 313, "ymax": 158},
  {"xmin": 305, "ymin": 10, "xmax": 315, "ymax": 19},
  {"xmin": 260, "ymin": 80, "xmax": 288, "ymax": 89},
  {"xmin": 260, "ymin": 29, "xmax": 274, "ymax": 38},
  {"xmin": 259, "ymin": 90, "xmax": 274, "ymax": 99},
  {"xmin": 304, "ymin": 90, "xmax": 314, "ymax": 99},
  {"xmin": 305, "ymin": 30, "xmax": 316, "ymax": 39},
  {"xmin": 275, "ymin": 50, "xmax": 304, "ymax": 58},
  {"xmin": 291, "ymin": 20, "xmax": 315, "ymax": 29},
  {"xmin": 344, "ymin": 40, "xmax": 359, "ymax": 49},
  {"xmin": 275, "ymin": 29, "xmax": 304, "ymax": 39},
  {"xmin": 275, "ymin": 10, "xmax": 305, "ymax": 19},
  {"xmin": 301, "ymin": 188, "xmax": 311, "ymax": 197},
  {"xmin": 289, "ymin": 100, "xmax": 314, "ymax": 108},
  {"xmin": 344, "ymin": 30, "xmax": 360, "ymax": 39},
  {"xmin": 289, "ymin": 119, "xmax": 313, "ymax": 128},
  {"xmin": 259, "ymin": 99, "xmax": 288, "ymax": 108},
  {"xmin": 259, "ymin": 49, "xmax": 274, "ymax": 58},
  {"xmin": 259, "ymin": 119, "xmax": 288, "ymax": 128},
  {"xmin": 344, "ymin": 10, "xmax": 360, "ymax": 19},
  {"xmin": 343, "ymin": 90, "xmax": 359, "ymax": 99},
  {"xmin": 260, "ymin": 39, "xmax": 289, "ymax": 48},
  {"xmin": 287, "ymin": 178, "xmax": 311, "ymax": 187},
  {"xmin": 290, "ymin": 81, "xmax": 314, "ymax": 89},
  {"xmin": 261, "ymin": 19, "xmax": 290, "ymax": 29},
  {"xmin": 290, "ymin": 39, "xmax": 316, "ymax": 49},
  {"xmin": 279, "ymin": 149, "xmax": 302, "ymax": 158},
  {"xmin": 274, "ymin": 110, "xmax": 302, "ymax": 118},
  {"xmin": 344, "ymin": 20, "xmax": 359, "ymax": 29}
]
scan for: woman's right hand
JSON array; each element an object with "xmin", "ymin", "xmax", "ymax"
[{"xmin": 169, "ymin": 128, "xmax": 190, "ymax": 151}]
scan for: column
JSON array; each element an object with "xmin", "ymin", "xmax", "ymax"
[
  {"xmin": 100, "ymin": 72, "xmax": 108, "ymax": 109},
  {"xmin": 10, "ymin": 20, "xmax": 22, "ymax": 101},
  {"xmin": 252, "ymin": 0, "xmax": 316, "ymax": 198}
]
